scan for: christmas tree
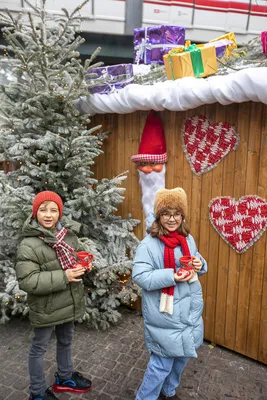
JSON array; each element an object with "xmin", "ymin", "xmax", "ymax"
[{"xmin": 0, "ymin": 0, "xmax": 140, "ymax": 329}]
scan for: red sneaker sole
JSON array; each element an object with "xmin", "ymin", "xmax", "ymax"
[{"xmin": 52, "ymin": 384, "xmax": 92, "ymax": 394}]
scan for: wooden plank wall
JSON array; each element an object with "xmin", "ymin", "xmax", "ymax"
[{"xmin": 91, "ymin": 102, "xmax": 267, "ymax": 364}]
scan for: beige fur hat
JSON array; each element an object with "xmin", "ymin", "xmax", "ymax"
[{"xmin": 154, "ymin": 188, "xmax": 188, "ymax": 218}]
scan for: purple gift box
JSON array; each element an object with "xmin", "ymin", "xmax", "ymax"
[
  {"xmin": 86, "ymin": 64, "xmax": 134, "ymax": 95},
  {"xmin": 134, "ymin": 25, "xmax": 185, "ymax": 65}
]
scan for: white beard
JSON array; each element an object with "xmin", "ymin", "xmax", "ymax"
[{"xmin": 138, "ymin": 164, "xmax": 166, "ymax": 217}]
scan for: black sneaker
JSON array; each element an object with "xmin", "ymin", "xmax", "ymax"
[
  {"xmin": 28, "ymin": 388, "xmax": 59, "ymax": 400},
  {"xmin": 53, "ymin": 371, "xmax": 92, "ymax": 393}
]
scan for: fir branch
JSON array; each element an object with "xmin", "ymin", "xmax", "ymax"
[
  {"xmin": 61, "ymin": 8, "xmax": 70, "ymax": 19},
  {"xmin": 0, "ymin": 12, "xmax": 13, "ymax": 25},
  {"xmin": 4, "ymin": 9, "xmax": 15, "ymax": 24},
  {"xmin": 49, "ymin": 12, "xmax": 72, "ymax": 47},
  {"xmin": 23, "ymin": 0, "xmax": 40, "ymax": 14},
  {"xmin": 28, "ymin": 13, "xmax": 39, "ymax": 46},
  {"xmin": 84, "ymin": 47, "xmax": 103, "ymax": 71},
  {"xmin": 216, "ymin": 57, "xmax": 241, "ymax": 71},
  {"xmin": 70, "ymin": 0, "xmax": 90, "ymax": 18}
]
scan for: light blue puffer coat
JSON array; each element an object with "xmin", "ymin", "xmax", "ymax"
[{"xmin": 132, "ymin": 232, "xmax": 207, "ymax": 359}]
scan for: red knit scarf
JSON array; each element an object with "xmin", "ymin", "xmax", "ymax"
[{"xmin": 159, "ymin": 231, "xmax": 191, "ymax": 314}]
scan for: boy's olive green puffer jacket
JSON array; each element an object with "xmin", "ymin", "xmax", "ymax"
[{"xmin": 16, "ymin": 216, "xmax": 85, "ymax": 328}]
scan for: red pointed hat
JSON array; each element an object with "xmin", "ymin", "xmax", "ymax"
[{"xmin": 131, "ymin": 111, "xmax": 167, "ymax": 163}]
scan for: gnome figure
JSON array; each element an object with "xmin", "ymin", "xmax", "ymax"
[{"xmin": 131, "ymin": 111, "xmax": 167, "ymax": 217}]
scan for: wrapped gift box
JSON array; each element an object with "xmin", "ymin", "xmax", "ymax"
[
  {"xmin": 134, "ymin": 25, "xmax": 185, "ymax": 65},
  {"xmin": 164, "ymin": 45, "xmax": 217, "ymax": 80},
  {"xmin": 197, "ymin": 39, "xmax": 234, "ymax": 58},
  {"xmin": 209, "ymin": 32, "xmax": 237, "ymax": 57},
  {"xmin": 261, "ymin": 31, "xmax": 267, "ymax": 56},
  {"xmin": 86, "ymin": 64, "xmax": 134, "ymax": 95}
]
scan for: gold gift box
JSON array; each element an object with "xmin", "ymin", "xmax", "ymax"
[
  {"xmin": 209, "ymin": 32, "xmax": 237, "ymax": 57},
  {"xmin": 164, "ymin": 46, "xmax": 217, "ymax": 80}
]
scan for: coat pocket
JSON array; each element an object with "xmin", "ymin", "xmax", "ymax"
[{"xmin": 44, "ymin": 293, "xmax": 53, "ymax": 314}]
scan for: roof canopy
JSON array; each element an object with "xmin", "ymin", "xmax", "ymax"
[{"xmin": 76, "ymin": 67, "xmax": 267, "ymax": 116}]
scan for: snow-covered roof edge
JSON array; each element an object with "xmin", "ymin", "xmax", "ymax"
[{"xmin": 76, "ymin": 67, "xmax": 267, "ymax": 116}]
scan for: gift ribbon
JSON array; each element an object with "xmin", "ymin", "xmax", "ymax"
[
  {"xmin": 168, "ymin": 47, "xmax": 184, "ymax": 80},
  {"xmin": 88, "ymin": 67, "xmax": 134, "ymax": 94},
  {"xmin": 167, "ymin": 44, "xmax": 204, "ymax": 79},
  {"xmin": 184, "ymin": 44, "xmax": 204, "ymax": 78},
  {"xmin": 99, "ymin": 68, "xmax": 134, "ymax": 84},
  {"xmin": 134, "ymin": 27, "xmax": 183, "ymax": 64},
  {"xmin": 105, "ymin": 76, "xmax": 134, "ymax": 94}
]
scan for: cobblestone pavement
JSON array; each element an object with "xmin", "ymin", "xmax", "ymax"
[{"xmin": 0, "ymin": 308, "xmax": 267, "ymax": 400}]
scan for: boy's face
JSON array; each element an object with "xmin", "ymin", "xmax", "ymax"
[{"xmin": 37, "ymin": 201, "xmax": 59, "ymax": 230}]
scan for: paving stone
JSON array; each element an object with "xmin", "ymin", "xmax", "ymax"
[
  {"xmin": 5, "ymin": 388, "xmax": 28, "ymax": 400},
  {"xmin": 94, "ymin": 393, "xmax": 113, "ymax": 400},
  {"xmin": 1, "ymin": 372, "xmax": 19, "ymax": 387},
  {"xmin": 4, "ymin": 360, "xmax": 28, "ymax": 377},
  {"xmin": 0, "ymin": 385, "xmax": 11, "ymax": 400},
  {"xmin": 89, "ymin": 365, "xmax": 108, "ymax": 378},
  {"xmin": 102, "ymin": 369, "xmax": 122, "ymax": 384},
  {"xmin": 112, "ymin": 362, "xmax": 131, "ymax": 375},
  {"xmin": 81, "ymin": 389, "xmax": 101, "ymax": 399},
  {"xmin": 11, "ymin": 375, "xmax": 30, "ymax": 391},
  {"xmin": 0, "ymin": 358, "xmax": 12, "ymax": 369},
  {"xmin": 0, "ymin": 309, "xmax": 267, "ymax": 400}
]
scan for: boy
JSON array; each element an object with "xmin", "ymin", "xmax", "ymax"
[{"xmin": 16, "ymin": 191, "xmax": 92, "ymax": 400}]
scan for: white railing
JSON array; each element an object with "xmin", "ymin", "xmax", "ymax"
[{"xmin": 0, "ymin": 0, "xmax": 266, "ymax": 42}]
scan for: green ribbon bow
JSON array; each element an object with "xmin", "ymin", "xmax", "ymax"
[
  {"xmin": 184, "ymin": 44, "xmax": 204, "ymax": 78},
  {"xmin": 167, "ymin": 44, "xmax": 204, "ymax": 79}
]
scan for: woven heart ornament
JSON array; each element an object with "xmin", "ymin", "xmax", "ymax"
[
  {"xmin": 209, "ymin": 196, "xmax": 267, "ymax": 254},
  {"xmin": 182, "ymin": 115, "xmax": 239, "ymax": 175}
]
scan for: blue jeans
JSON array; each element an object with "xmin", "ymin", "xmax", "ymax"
[
  {"xmin": 136, "ymin": 353, "xmax": 189, "ymax": 400},
  {"xmin": 29, "ymin": 322, "xmax": 74, "ymax": 395}
]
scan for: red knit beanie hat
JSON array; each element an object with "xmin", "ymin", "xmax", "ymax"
[{"xmin": 32, "ymin": 191, "xmax": 64, "ymax": 219}]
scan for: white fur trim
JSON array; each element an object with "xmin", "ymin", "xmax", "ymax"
[
  {"xmin": 160, "ymin": 292, "xmax": 174, "ymax": 315},
  {"xmin": 189, "ymin": 273, "xmax": 199, "ymax": 283},
  {"xmin": 75, "ymin": 68, "xmax": 267, "ymax": 116}
]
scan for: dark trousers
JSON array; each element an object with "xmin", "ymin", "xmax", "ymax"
[{"xmin": 28, "ymin": 321, "xmax": 74, "ymax": 395}]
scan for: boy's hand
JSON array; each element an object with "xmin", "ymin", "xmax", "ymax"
[
  {"xmin": 65, "ymin": 264, "xmax": 85, "ymax": 282},
  {"xmin": 86, "ymin": 261, "xmax": 93, "ymax": 272}
]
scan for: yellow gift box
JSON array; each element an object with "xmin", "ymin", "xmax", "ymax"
[
  {"xmin": 209, "ymin": 32, "xmax": 237, "ymax": 57},
  {"xmin": 164, "ymin": 45, "xmax": 217, "ymax": 80},
  {"xmin": 164, "ymin": 47, "xmax": 193, "ymax": 80}
]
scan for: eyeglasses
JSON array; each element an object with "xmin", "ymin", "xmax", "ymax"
[{"xmin": 160, "ymin": 212, "xmax": 182, "ymax": 221}]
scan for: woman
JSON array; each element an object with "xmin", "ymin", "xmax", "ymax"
[
  {"xmin": 16, "ymin": 191, "xmax": 92, "ymax": 400},
  {"xmin": 132, "ymin": 187, "xmax": 207, "ymax": 400}
]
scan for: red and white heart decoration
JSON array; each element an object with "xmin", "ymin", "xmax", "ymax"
[
  {"xmin": 182, "ymin": 115, "xmax": 239, "ymax": 175},
  {"xmin": 209, "ymin": 195, "xmax": 267, "ymax": 254}
]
